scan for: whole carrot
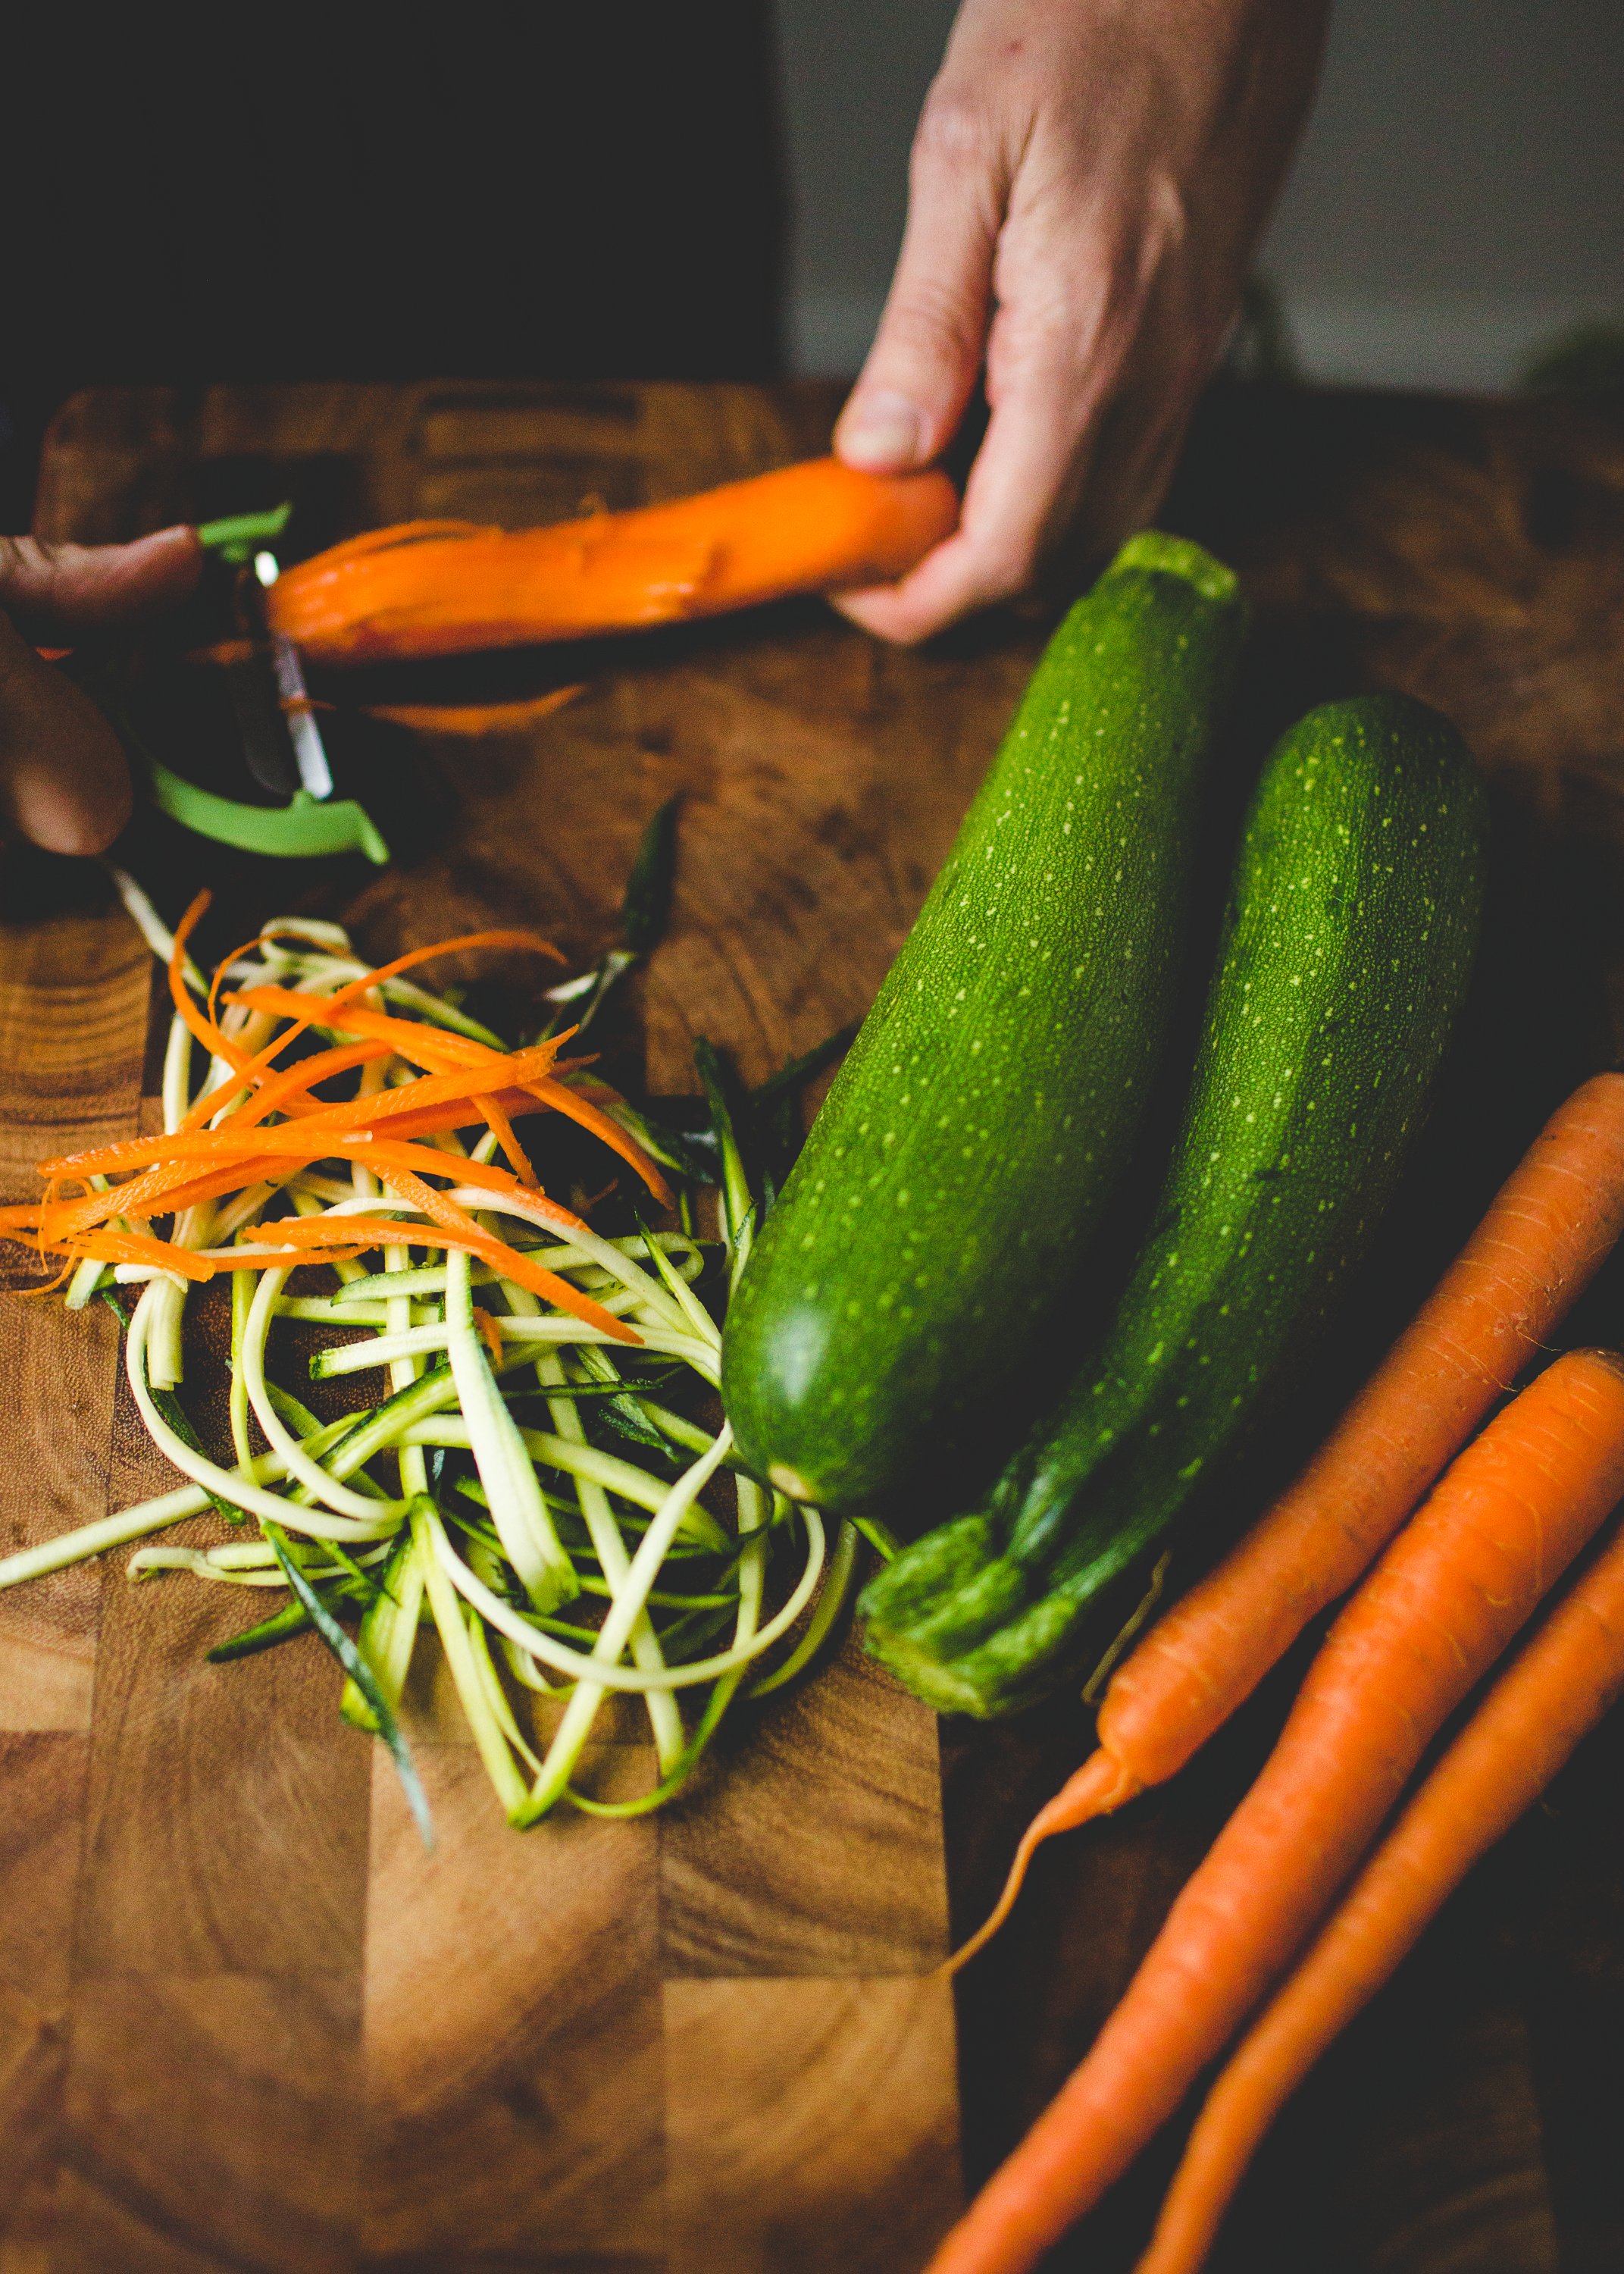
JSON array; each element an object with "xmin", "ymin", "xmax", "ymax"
[
  {"xmin": 1138, "ymin": 1502, "xmax": 1624, "ymax": 2274},
  {"xmin": 927, "ymin": 1348, "xmax": 1624, "ymax": 2274},
  {"xmin": 952, "ymin": 1074, "xmax": 1624, "ymax": 1967},
  {"xmin": 266, "ymin": 457, "xmax": 959, "ymax": 664}
]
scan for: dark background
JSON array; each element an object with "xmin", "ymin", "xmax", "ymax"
[{"xmin": 0, "ymin": 2, "xmax": 784, "ymax": 525}]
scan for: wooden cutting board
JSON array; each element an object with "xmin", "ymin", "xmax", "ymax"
[{"xmin": 3, "ymin": 377, "xmax": 1624, "ymax": 2274}]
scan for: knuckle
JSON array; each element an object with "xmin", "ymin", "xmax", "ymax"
[
  {"xmin": 911, "ymin": 83, "xmax": 995, "ymax": 176},
  {"xmin": 0, "ymin": 534, "xmax": 53, "ymax": 598}
]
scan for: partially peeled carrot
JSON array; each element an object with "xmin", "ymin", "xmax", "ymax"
[{"xmin": 265, "ymin": 456, "xmax": 959, "ymax": 665}]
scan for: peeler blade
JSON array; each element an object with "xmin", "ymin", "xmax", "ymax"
[{"xmin": 268, "ymin": 631, "xmax": 336, "ymax": 800}]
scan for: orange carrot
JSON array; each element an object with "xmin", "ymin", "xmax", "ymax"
[
  {"xmin": 1137, "ymin": 1504, "xmax": 1624, "ymax": 2274},
  {"xmin": 955, "ymin": 1073, "xmax": 1624, "ymax": 1965},
  {"xmin": 264, "ymin": 457, "xmax": 959, "ymax": 665},
  {"xmin": 926, "ymin": 1348, "xmax": 1624, "ymax": 2274}
]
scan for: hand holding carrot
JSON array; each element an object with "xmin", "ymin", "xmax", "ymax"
[{"xmin": 832, "ymin": 0, "xmax": 1328, "ymax": 641}]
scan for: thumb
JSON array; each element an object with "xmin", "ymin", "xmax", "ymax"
[
  {"xmin": 0, "ymin": 610, "xmax": 132, "ymax": 856},
  {"xmin": 834, "ymin": 94, "xmax": 1005, "ymax": 475},
  {"xmin": 0, "ymin": 525, "xmax": 202, "ymax": 644}
]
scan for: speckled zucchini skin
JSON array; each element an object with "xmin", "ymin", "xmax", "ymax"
[
  {"xmin": 862, "ymin": 692, "xmax": 1487, "ymax": 1716},
  {"xmin": 720, "ymin": 534, "xmax": 1247, "ymax": 1512}
]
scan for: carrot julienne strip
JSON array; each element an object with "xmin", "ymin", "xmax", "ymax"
[
  {"xmin": 243, "ymin": 1212, "xmax": 635, "ymax": 1340},
  {"xmin": 220, "ymin": 993, "xmax": 669, "ymax": 1199},
  {"xmin": 72, "ymin": 1229, "xmax": 218, "ymax": 1281},
  {"xmin": 186, "ymin": 929, "xmax": 564, "ymax": 1131},
  {"xmin": 474, "ymin": 1093, "xmax": 538, "ymax": 1186},
  {"xmin": 521, "ymin": 1074, "xmax": 671, "ymax": 1205},
  {"xmin": 224, "ymin": 985, "xmax": 527, "ymax": 1074},
  {"xmin": 43, "ymin": 1041, "xmax": 570, "ymax": 1184},
  {"xmin": 168, "ymin": 892, "xmax": 254, "ymax": 1077},
  {"xmin": 207, "ymin": 926, "xmax": 274, "ymax": 1039},
  {"xmin": 54, "ymin": 1228, "xmax": 374, "ymax": 1280}
]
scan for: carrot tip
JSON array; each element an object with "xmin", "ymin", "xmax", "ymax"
[{"xmin": 939, "ymin": 1749, "xmax": 1141, "ymax": 1977}]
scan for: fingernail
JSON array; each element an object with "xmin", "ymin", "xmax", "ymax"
[{"xmin": 837, "ymin": 390, "xmax": 923, "ymax": 470}]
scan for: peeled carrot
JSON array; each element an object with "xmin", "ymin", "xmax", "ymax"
[
  {"xmin": 264, "ymin": 456, "xmax": 960, "ymax": 665},
  {"xmin": 926, "ymin": 1348, "xmax": 1624, "ymax": 2274},
  {"xmin": 1138, "ymin": 1500, "xmax": 1624, "ymax": 2274},
  {"xmin": 953, "ymin": 1073, "xmax": 1624, "ymax": 1967}
]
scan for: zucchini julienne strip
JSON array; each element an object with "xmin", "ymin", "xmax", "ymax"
[
  {"xmin": 0, "ymin": 897, "xmax": 846, "ymax": 1834},
  {"xmin": 265, "ymin": 1517, "xmax": 434, "ymax": 1847}
]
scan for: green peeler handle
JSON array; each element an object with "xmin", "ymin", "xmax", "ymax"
[{"xmin": 146, "ymin": 761, "xmax": 390, "ymax": 865}]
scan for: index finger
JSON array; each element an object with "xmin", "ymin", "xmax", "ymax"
[
  {"xmin": 0, "ymin": 609, "xmax": 132, "ymax": 854},
  {"xmin": 832, "ymin": 304, "xmax": 1115, "ymax": 644},
  {"xmin": 0, "ymin": 525, "xmax": 202, "ymax": 643}
]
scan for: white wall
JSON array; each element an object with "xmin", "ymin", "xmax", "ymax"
[{"xmin": 774, "ymin": 0, "xmax": 1623, "ymax": 390}]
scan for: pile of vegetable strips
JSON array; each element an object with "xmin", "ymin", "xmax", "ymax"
[{"xmin": 0, "ymin": 859, "xmax": 855, "ymax": 1838}]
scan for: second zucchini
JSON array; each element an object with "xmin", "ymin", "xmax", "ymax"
[{"xmin": 862, "ymin": 692, "xmax": 1488, "ymax": 1715}]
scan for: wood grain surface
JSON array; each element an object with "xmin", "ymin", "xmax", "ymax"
[{"xmin": 2, "ymin": 376, "xmax": 1623, "ymax": 2273}]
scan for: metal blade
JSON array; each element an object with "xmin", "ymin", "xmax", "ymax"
[
  {"xmin": 223, "ymin": 656, "xmax": 301, "ymax": 800},
  {"xmin": 269, "ymin": 633, "xmax": 335, "ymax": 801}
]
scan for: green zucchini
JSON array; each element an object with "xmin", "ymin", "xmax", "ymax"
[
  {"xmin": 862, "ymin": 691, "xmax": 1488, "ymax": 1716},
  {"xmin": 721, "ymin": 533, "xmax": 1248, "ymax": 1511}
]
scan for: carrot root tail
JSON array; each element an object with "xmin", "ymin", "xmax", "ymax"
[{"xmin": 940, "ymin": 1749, "xmax": 1141, "ymax": 1977}]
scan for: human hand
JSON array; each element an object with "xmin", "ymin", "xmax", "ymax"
[
  {"xmin": 0, "ymin": 526, "xmax": 202, "ymax": 854},
  {"xmin": 832, "ymin": 0, "xmax": 1328, "ymax": 642}
]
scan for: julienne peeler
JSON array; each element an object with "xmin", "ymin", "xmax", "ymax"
[{"xmin": 137, "ymin": 504, "xmax": 390, "ymax": 864}]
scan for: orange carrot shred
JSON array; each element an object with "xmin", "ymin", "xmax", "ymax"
[{"xmin": 168, "ymin": 891, "xmax": 254, "ymax": 1077}]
